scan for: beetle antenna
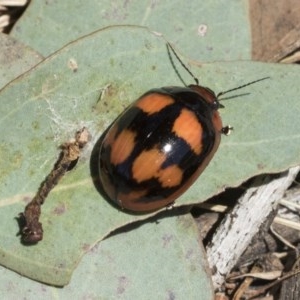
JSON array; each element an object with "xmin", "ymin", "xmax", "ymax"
[
  {"xmin": 166, "ymin": 43, "xmax": 199, "ymax": 86},
  {"xmin": 166, "ymin": 44, "xmax": 187, "ymax": 86},
  {"xmin": 217, "ymin": 77, "xmax": 270, "ymax": 98}
]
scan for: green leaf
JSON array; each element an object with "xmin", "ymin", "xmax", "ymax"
[
  {"xmin": 0, "ymin": 214, "xmax": 214, "ymax": 299},
  {"xmin": 0, "ymin": 26, "xmax": 299, "ymax": 286},
  {"xmin": 0, "ymin": 33, "xmax": 43, "ymax": 89},
  {"xmin": 11, "ymin": 0, "xmax": 251, "ymax": 61}
]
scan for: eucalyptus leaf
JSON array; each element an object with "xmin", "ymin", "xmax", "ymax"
[
  {"xmin": 0, "ymin": 214, "xmax": 214, "ymax": 299},
  {"xmin": 0, "ymin": 32, "xmax": 43, "ymax": 88},
  {"xmin": 11, "ymin": 0, "xmax": 251, "ymax": 61},
  {"xmin": 0, "ymin": 26, "xmax": 299, "ymax": 286}
]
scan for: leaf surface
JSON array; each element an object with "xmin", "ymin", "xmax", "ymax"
[{"xmin": 0, "ymin": 26, "xmax": 299, "ymax": 286}]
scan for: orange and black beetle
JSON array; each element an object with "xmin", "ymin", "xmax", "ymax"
[{"xmin": 98, "ymin": 45, "xmax": 268, "ymax": 212}]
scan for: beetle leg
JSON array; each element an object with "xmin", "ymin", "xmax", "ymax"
[{"xmin": 222, "ymin": 125, "xmax": 233, "ymax": 135}]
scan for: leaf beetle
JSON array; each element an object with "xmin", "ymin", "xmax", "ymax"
[{"xmin": 98, "ymin": 44, "xmax": 268, "ymax": 212}]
